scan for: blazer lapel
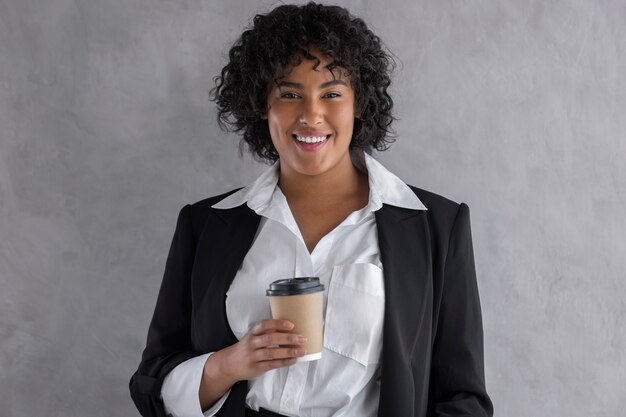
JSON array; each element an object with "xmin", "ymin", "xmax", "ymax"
[
  {"xmin": 191, "ymin": 203, "xmax": 261, "ymax": 351},
  {"xmin": 376, "ymin": 204, "xmax": 433, "ymax": 416}
]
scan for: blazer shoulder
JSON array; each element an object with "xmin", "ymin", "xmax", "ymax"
[
  {"xmin": 407, "ymin": 185, "xmax": 463, "ymax": 214},
  {"xmin": 405, "ymin": 184, "xmax": 469, "ymax": 234},
  {"xmin": 188, "ymin": 188, "xmax": 243, "ymax": 212},
  {"xmin": 177, "ymin": 188, "xmax": 245, "ymax": 238}
]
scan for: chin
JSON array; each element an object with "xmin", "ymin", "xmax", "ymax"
[
  {"xmin": 285, "ymin": 159, "xmax": 331, "ymax": 177},
  {"xmin": 295, "ymin": 166, "xmax": 329, "ymax": 177}
]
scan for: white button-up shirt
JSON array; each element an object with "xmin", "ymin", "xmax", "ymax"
[{"xmin": 161, "ymin": 153, "xmax": 426, "ymax": 417}]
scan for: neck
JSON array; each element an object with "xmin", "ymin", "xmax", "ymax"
[{"xmin": 278, "ymin": 155, "xmax": 368, "ymax": 205}]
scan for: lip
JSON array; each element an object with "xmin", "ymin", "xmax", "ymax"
[
  {"xmin": 293, "ymin": 130, "xmax": 333, "ymax": 137},
  {"xmin": 291, "ymin": 131, "xmax": 331, "ymax": 152}
]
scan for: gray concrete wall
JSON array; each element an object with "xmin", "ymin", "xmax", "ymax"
[{"xmin": 1, "ymin": 0, "xmax": 624, "ymax": 416}]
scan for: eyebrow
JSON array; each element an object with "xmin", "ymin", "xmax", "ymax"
[{"xmin": 276, "ymin": 80, "xmax": 348, "ymax": 89}]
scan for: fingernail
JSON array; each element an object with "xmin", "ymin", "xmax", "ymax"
[
  {"xmin": 297, "ymin": 336, "xmax": 307, "ymax": 344},
  {"xmin": 296, "ymin": 348, "xmax": 306, "ymax": 356},
  {"xmin": 283, "ymin": 321, "xmax": 294, "ymax": 329}
]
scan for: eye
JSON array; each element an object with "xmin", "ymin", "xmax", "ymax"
[
  {"xmin": 323, "ymin": 92, "xmax": 341, "ymax": 99},
  {"xmin": 280, "ymin": 92, "xmax": 300, "ymax": 99}
]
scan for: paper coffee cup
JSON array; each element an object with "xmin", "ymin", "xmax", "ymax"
[{"xmin": 266, "ymin": 277, "xmax": 325, "ymax": 362}]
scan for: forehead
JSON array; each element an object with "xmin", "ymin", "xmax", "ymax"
[{"xmin": 274, "ymin": 53, "xmax": 350, "ymax": 83}]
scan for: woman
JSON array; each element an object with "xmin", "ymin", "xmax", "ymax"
[{"xmin": 129, "ymin": 3, "xmax": 493, "ymax": 417}]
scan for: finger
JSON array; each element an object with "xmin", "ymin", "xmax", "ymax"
[
  {"xmin": 250, "ymin": 319, "xmax": 294, "ymax": 336},
  {"xmin": 257, "ymin": 357, "xmax": 298, "ymax": 372},
  {"xmin": 254, "ymin": 346, "xmax": 307, "ymax": 362},
  {"xmin": 250, "ymin": 332, "xmax": 307, "ymax": 349}
]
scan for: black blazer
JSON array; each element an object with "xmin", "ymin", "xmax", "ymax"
[{"xmin": 129, "ymin": 185, "xmax": 493, "ymax": 417}]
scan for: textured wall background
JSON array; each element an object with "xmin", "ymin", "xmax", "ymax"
[{"xmin": 1, "ymin": 0, "xmax": 625, "ymax": 416}]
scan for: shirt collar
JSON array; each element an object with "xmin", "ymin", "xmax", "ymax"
[
  {"xmin": 211, "ymin": 152, "xmax": 427, "ymax": 212},
  {"xmin": 212, "ymin": 161, "xmax": 280, "ymax": 211}
]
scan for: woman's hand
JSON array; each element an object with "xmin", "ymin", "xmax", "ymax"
[
  {"xmin": 214, "ymin": 319, "xmax": 307, "ymax": 380},
  {"xmin": 199, "ymin": 319, "xmax": 307, "ymax": 411}
]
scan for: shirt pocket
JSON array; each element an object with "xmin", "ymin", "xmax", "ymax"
[{"xmin": 323, "ymin": 263, "xmax": 385, "ymax": 366}]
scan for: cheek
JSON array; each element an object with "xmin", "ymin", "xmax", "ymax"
[
  {"xmin": 267, "ymin": 103, "xmax": 294, "ymax": 127},
  {"xmin": 266, "ymin": 112, "xmax": 288, "ymax": 151},
  {"xmin": 331, "ymin": 104, "xmax": 356, "ymax": 132},
  {"xmin": 266, "ymin": 108, "xmax": 283, "ymax": 134},
  {"xmin": 267, "ymin": 123, "xmax": 283, "ymax": 151}
]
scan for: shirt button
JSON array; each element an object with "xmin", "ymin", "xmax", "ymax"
[{"xmin": 285, "ymin": 399, "xmax": 294, "ymax": 409}]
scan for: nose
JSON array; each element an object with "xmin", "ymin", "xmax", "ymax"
[{"xmin": 298, "ymin": 98, "xmax": 323, "ymax": 125}]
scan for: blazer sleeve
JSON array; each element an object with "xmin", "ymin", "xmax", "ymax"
[
  {"xmin": 129, "ymin": 204, "xmax": 201, "ymax": 417},
  {"xmin": 428, "ymin": 203, "xmax": 494, "ymax": 416}
]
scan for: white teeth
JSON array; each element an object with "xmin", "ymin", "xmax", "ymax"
[{"xmin": 295, "ymin": 135, "xmax": 327, "ymax": 143}]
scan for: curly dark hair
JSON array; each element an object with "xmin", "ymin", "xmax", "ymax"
[{"xmin": 210, "ymin": 2, "xmax": 396, "ymax": 163}]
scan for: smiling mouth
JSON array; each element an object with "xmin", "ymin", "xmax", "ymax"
[{"xmin": 292, "ymin": 134, "xmax": 331, "ymax": 143}]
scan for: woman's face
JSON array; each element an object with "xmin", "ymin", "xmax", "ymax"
[{"xmin": 265, "ymin": 47, "xmax": 356, "ymax": 180}]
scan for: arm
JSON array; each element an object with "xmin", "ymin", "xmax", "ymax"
[
  {"xmin": 428, "ymin": 203, "xmax": 494, "ymax": 417},
  {"xmin": 129, "ymin": 205, "xmax": 200, "ymax": 417},
  {"xmin": 129, "ymin": 205, "xmax": 307, "ymax": 416},
  {"xmin": 161, "ymin": 353, "xmax": 231, "ymax": 417}
]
